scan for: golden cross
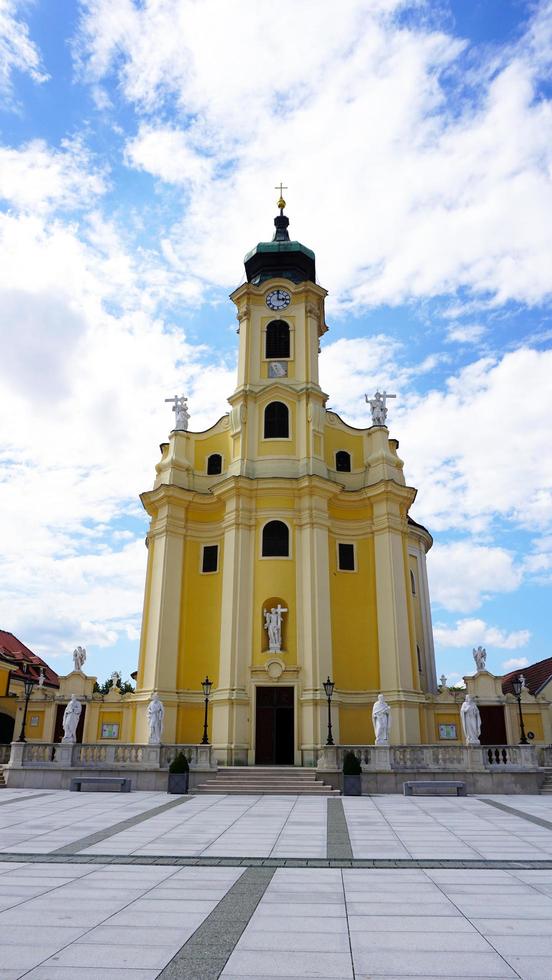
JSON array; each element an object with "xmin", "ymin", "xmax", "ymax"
[{"xmin": 275, "ymin": 182, "xmax": 288, "ymax": 211}]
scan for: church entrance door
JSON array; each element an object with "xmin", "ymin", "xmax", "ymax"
[{"xmin": 255, "ymin": 687, "xmax": 294, "ymax": 765}]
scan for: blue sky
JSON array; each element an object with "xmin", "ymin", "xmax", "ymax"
[{"xmin": 0, "ymin": 0, "xmax": 551, "ymax": 687}]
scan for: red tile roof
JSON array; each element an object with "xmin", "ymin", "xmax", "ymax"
[
  {"xmin": 502, "ymin": 657, "xmax": 552, "ymax": 697},
  {"xmin": 0, "ymin": 630, "xmax": 59, "ymax": 688}
]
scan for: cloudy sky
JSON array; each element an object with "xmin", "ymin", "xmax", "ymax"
[{"xmin": 0, "ymin": 0, "xmax": 551, "ymax": 687}]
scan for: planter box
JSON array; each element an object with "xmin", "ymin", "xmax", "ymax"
[
  {"xmin": 343, "ymin": 774, "xmax": 361, "ymax": 796},
  {"xmin": 168, "ymin": 772, "xmax": 189, "ymax": 794}
]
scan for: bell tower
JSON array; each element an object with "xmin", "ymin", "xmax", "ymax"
[{"xmin": 228, "ymin": 193, "xmax": 329, "ymax": 480}]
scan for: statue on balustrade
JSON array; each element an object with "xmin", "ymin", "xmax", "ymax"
[
  {"xmin": 62, "ymin": 695, "xmax": 82, "ymax": 743},
  {"xmin": 460, "ymin": 694, "xmax": 481, "ymax": 745},
  {"xmin": 147, "ymin": 693, "xmax": 164, "ymax": 744},
  {"xmin": 372, "ymin": 694, "xmax": 391, "ymax": 745}
]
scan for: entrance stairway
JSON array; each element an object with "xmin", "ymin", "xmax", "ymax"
[
  {"xmin": 540, "ymin": 769, "xmax": 552, "ymax": 794},
  {"xmin": 193, "ymin": 766, "xmax": 340, "ymax": 796}
]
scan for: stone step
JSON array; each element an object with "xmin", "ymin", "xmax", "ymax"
[{"xmin": 191, "ymin": 783, "xmax": 340, "ymax": 796}]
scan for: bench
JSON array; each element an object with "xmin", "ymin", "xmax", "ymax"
[
  {"xmin": 403, "ymin": 780, "xmax": 466, "ymax": 797},
  {"xmin": 70, "ymin": 777, "xmax": 132, "ymax": 793}
]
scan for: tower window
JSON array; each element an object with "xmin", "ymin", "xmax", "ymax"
[
  {"xmin": 416, "ymin": 644, "xmax": 423, "ymax": 672},
  {"xmin": 338, "ymin": 543, "xmax": 355, "ymax": 571},
  {"xmin": 264, "ymin": 401, "xmax": 289, "ymax": 439},
  {"xmin": 207, "ymin": 453, "xmax": 222, "ymax": 475},
  {"xmin": 266, "ymin": 320, "xmax": 290, "ymax": 359},
  {"xmin": 336, "ymin": 451, "xmax": 351, "ymax": 472},
  {"xmin": 202, "ymin": 545, "xmax": 219, "ymax": 573},
  {"xmin": 262, "ymin": 521, "xmax": 289, "ymax": 557},
  {"xmin": 410, "ymin": 569, "xmax": 416, "ymax": 595}
]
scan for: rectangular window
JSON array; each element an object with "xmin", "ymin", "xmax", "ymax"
[
  {"xmin": 202, "ymin": 544, "xmax": 219, "ymax": 573},
  {"xmin": 338, "ymin": 543, "xmax": 355, "ymax": 571}
]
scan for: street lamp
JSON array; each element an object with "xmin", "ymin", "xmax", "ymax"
[
  {"xmin": 323, "ymin": 676, "xmax": 335, "ymax": 746},
  {"xmin": 18, "ymin": 664, "xmax": 36, "ymax": 743},
  {"xmin": 201, "ymin": 676, "xmax": 213, "ymax": 745},
  {"xmin": 511, "ymin": 674, "xmax": 529, "ymax": 745}
]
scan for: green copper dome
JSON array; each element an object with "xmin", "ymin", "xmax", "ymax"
[{"xmin": 244, "ymin": 208, "xmax": 316, "ymax": 285}]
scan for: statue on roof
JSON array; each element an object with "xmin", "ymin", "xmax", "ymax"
[
  {"xmin": 365, "ymin": 390, "xmax": 396, "ymax": 426},
  {"xmin": 72, "ymin": 646, "xmax": 86, "ymax": 672},
  {"xmin": 472, "ymin": 646, "xmax": 487, "ymax": 672},
  {"xmin": 165, "ymin": 395, "xmax": 190, "ymax": 431}
]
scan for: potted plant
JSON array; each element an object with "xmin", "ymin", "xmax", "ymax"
[
  {"xmin": 342, "ymin": 751, "xmax": 362, "ymax": 796},
  {"xmin": 168, "ymin": 752, "xmax": 189, "ymax": 794}
]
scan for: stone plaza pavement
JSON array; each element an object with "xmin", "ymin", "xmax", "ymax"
[{"xmin": 2, "ymin": 790, "xmax": 552, "ymax": 977}]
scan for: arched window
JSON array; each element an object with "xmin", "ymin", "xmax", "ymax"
[
  {"xmin": 207, "ymin": 453, "xmax": 222, "ymax": 475},
  {"xmin": 266, "ymin": 320, "xmax": 290, "ymax": 359},
  {"xmin": 336, "ymin": 451, "xmax": 351, "ymax": 472},
  {"xmin": 264, "ymin": 401, "xmax": 289, "ymax": 439},
  {"xmin": 262, "ymin": 520, "xmax": 289, "ymax": 557},
  {"xmin": 410, "ymin": 569, "xmax": 416, "ymax": 595}
]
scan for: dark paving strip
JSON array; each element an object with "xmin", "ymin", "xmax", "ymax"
[
  {"xmin": 327, "ymin": 797, "xmax": 353, "ymax": 859},
  {"xmin": 0, "ymin": 792, "xmax": 55, "ymax": 807},
  {"xmin": 2, "ymin": 851, "xmax": 552, "ymax": 869},
  {"xmin": 480, "ymin": 797, "xmax": 552, "ymax": 831},
  {"xmin": 52, "ymin": 794, "xmax": 193, "ymax": 854},
  {"xmin": 157, "ymin": 866, "xmax": 274, "ymax": 980}
]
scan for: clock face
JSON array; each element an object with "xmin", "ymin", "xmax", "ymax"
[{"xmin": 266, "ymin": 288, "xmax": 291, "ymax": 311}]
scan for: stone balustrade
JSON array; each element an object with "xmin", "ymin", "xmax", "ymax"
[
  {"xmin": 0, "ymin": 744, "xmax": 11, "ymax": 764},
  {"xmin": 5, "ymin": 742, "xmax": 215, "ymax": 771},
  {"xmin": 317, "ymin": 743, "xmax": 539, "ymax": 772}
]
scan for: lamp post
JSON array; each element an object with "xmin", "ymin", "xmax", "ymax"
[
  {"xmin": 323, "ymin": 676, "xmax": 335, "ymax": 746},
  {"xmin": 201, "ymin": 676, "xmax": 212, "ymax": 745},
  {"xmin": 511, "ymin": 674, "xmax": 529, "ymax": 745},
  {"xmin": 18, "ymin": 665, "xmax": 36, "ymax": 743}
]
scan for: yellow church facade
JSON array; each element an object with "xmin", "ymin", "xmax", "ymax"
[{"xmin": 132, "ymin": 201, "xmax": 438, "ymax": 765}]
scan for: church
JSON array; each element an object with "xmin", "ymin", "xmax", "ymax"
[{"xmin": 133, "ymin": 194, "xmax": 438, "ymax": 765}]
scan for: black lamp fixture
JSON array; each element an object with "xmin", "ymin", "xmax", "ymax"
[
  {"xmin": 201, "ymin": 676, "xmax": 213, "ymax": 745},
  {"xmin": 18, "ymin": 663, "xmax": 36, "ymax": 743},
  {"xmin": 323, "ymin": 676, "xmax": 335, "ymax": 746},
  {"xmin": 511, "ymin": 674, "xmax": 529, "ymax": 745}
]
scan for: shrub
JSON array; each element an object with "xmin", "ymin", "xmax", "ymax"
[
  {"xmin": 169, "ymin": 752, "xmax": 189, "ymax": 774},
  {"xmin": 342, "ymin": 751, "xmax": 362, "ymax": 775}
]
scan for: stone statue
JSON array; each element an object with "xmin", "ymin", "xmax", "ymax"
[
  {"xmin": 110, "ymin": 671, "xmax": 121, "ymax": 688},
  {"xmin": 440, "ymin": 674, "xmax": 447, "ymax": 688},
  {"xmin": 460, "ymin": 694, "xmax": 481, "ymax": 745},
  {"xmin": 147, "ymin": 693, "xmax": 164, "ymax": 744},
  {"xmin": 62, "ymin": 695, "xmax": 82, "ymax": 743},
  {"xmin": 372, "ymin": 694, "xmax": 391, "ymax": 745},
  {"xmin": 165, "ymin": 395, "xmax": 190, "ymax": 431},
  {"xmin": 72, "ymin": 646, "xmax": 86, "ymax": 672},
  {"xmin": 263, "ymin": 604, "xmax": 288, "ymax": 653},
  {"xmin": 472, "ymin": 646, "xmax": 487, "ymax": 672},
  {"xmin": 365, "ymin": 390, "xmax": 396, "ymax": 426},
  {"xmin": 38, "ymin": 667, "xmax": 45, "ymax": 687}
]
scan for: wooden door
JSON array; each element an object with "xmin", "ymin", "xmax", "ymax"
[
  {"xmin": 479, "ymin": 705, "xmax": 507, "ymax": 745},
  {"xmin": 255, "ymin": 687, "xmax": 294, "ymax": 764}
]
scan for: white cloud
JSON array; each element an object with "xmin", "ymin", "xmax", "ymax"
[
  {"xmin": 320, "ymin": 341, "xmax": 552, "ymax": 536},
  {"xmin": 427, "ymin": 541, "xmax": 522, "ymax": 612},
  {"xmin": 434, "ymin": 618, "xmax": 531, "ymax": 650},
  {"xmin": 502, "ymin": 656, "xmax": 530, "ymax": 671},
  {"xmin": 74, "ymin": 0, "xmax": 552, "ymax": 310},
  {"xmin": 446, "ymin": 323, "xmax": 486, "ymax": 344},
  {"xmin": 0, "ymin": 150, "xmax": 234, "ymax": 662},
  {"xmin": 0, "ymin": 139, "xmax": 107, "ymax": 212},
  {"xmin": 0, "ymin": 0, "xmax": 48, "ymax": 105}
]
